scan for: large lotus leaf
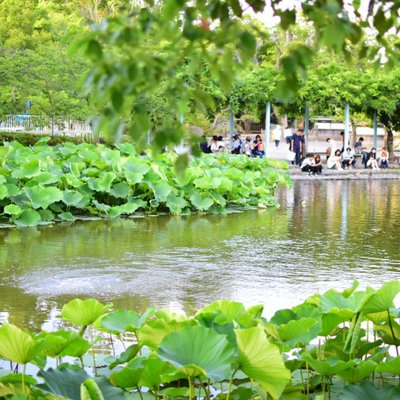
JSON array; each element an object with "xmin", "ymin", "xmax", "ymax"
[
  {"xmin": 108, "ymin": 200, "xmax": 146, "ymax": 218},
  {"xmin": 193, "ymin": 176, "xmax": 221, "ymax": 190},
  {"xmin": 38, "ymin": 366, "xmax": 90, "ymax": 400},
  {"xmin": 374, "ymin": 320, "xmax": 400, "ymax": 345},
  {"xmin": 301, "ymin": 353, "xmax": 354, "ymax": 377},
  {"xmin": 337, "ymin": 359, "xmax": 377, "ymax": 383},
  {"xmin": 139, "ymin": 319, "xmax": 195, "ymax": 349},
  {"xmin": 139, "ymin": 357, "xmax": 170, "ymax": 389},
  {"xmin": 109, "ymin": 344, "xmax": 141, "ymax": 369},
  {"xmin": 59, "ymin": 212, "xmax": 75, "ymax": 221},
  {"xmin": 318, "ymin": 288, "xmax": 373, "ymax": 316},
  {"xmin": 158, "ymin": 325, "xmax": 234, "ymax": 382},
  {"xmin": 362, "ymin": 281, "xmax": 400, "ymax": 314},
  {"xmin": 99, "ymin": 309, "xmax": 142, "ymax": 333},
  {"xmin": 61, "ymin": 299, "xmax": 111, "ymax": 327},
  {"xmin": 320, "ymin": 312, "xmax": 348, "ymax": 336},
  {"xmin": 0, "ymin": 383, "xmax": 25, "ymax": 397},
  {"xmin": 62, "ymin": 173, "xmax": 84, "ymax": 188},
  {"xmin": 25, "ymin": 185, "xmax": 63, "ymax": 209},
  {"xmin": 14, "ymin": 209, "xmax": 42, "ymax": 227},
  {"xmin": 166, "ymin": 193, "xmax": 188, "ymax": 214},
  {"xmin": 31, "ymin": 172, "xmax": 59, "ymax": 185},
  {"xmin": 59, "ymin": 335, "xmax": 91, "ymax": 357},
  {"xmin": 0, "ymin": 184, "xmax": 7, "ymax": 200},
  {"xmin": 375, "ymin": 356, "xmax": 400, "ymax": 374},
  {"xmin": 276, "ymin": 317, "xmax": 320, "ymax": 348},
  {"xmin": 78, "ymin": 146, "xmax": 98, "ymax": 163},
  {"xmin": 110, "ymin": 357, "xmax": 144, "ymax": 388},
  {"xmin": 36, "ymin": 330, "xmax": 81, "ymax": 357},
  {"xmin": 341, "ymin": 382, "xmax": 400, "ymax": 400},
  {"xmin": 63, "ymin": 190, "xmax": 86, "ymax": 207},
  {"xmin": 124, "ymin": 171, "xmax": 145, "ymax": 185},
  {"xmin": 0, "ymin": 323, "xmax": 37, "ymax": 364},
  {"xmin": 149, "ymin": 181, "xmax": 172, "ymax": 203},
  {"xmin": 190, "ymin": 192, "xmax": 214, "ymax": 211},
  {"xmin": 4, "ymin": 204, "xmax": 22, "ymax": 217},
  {"xmin": 235, "ymin": 327, "xmax": 290, "ymax": 399},
  {"xmin": 197, "ymin": 300, "xmax": 255, "ymax": 327},
  {"xmin": 100, "ymin": 148, "xmax": 120, "ymax": 167},
  {"xmin": 12, "ymin": 159, "xmax": 41, "ymax": 178},
  {"xmin": 88, "ymin": 172, "xmax": 116, "ymax": 193},
  {"xmin": 118, "ymin": 143, "xmax": 137, "ymax": 156},
  {"xmin": 110, "ymin": 182, "xmax": 130, "ymax": 198},
  {"xmin": 5, "ymin": 183, "xmax": 20, "ymax": 196}
]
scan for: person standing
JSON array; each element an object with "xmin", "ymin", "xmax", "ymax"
[
  {"xmin": 291, "ymin": 129, "xmax": 303, "ymax": 166},
  {"xmin": 272, "ymin": 126, "xmax": 281, "ymax": 148}
]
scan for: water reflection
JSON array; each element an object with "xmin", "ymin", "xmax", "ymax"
[{"xmin": 0, "ymin": 180, "xmax": 400, "ymax": 330}]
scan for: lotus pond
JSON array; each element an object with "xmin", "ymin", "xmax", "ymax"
[{"xmin": 1, "ymin": 179, "xmax": 400, "ymax": 399}]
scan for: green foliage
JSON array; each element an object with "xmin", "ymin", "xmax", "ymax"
[
  {"xmin": 0, "ymin": 283, "xmax": 400, "ymax": 398},
  {"xmin": 0, "ymin": 140, "xmax": 289, "ymax": 226}
]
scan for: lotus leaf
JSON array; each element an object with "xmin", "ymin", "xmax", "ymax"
[
  {"xmin": 235, "ymin": 327, "xmax": 291, "ymax": 399},
  {"xmin": 99, "ymin": 309, "xmax": 142, "ymax": 333},
  {"xmin": 61, "ymin": 299, "xmax": 111, "ymax": 327},
  {"xmin": 341, "ymin": 382, "xmax": 400, "ymax": 400},
  {"xmin": 0, "ymin": 323, "xmax": 37, "ymax": 364},
  {"xmin": 376, "ymin": 356, "xmax": 400, "ymax": 374},
  {"xmin": 25, "ymin": 185, "xmax": 63, "ymax": 209},
  {"xmin": 4, "ymin": 204, "xmax": 22, "ymax": 217},
  {"xmin": 336, "ymin": 359, "xmax": 377, "ymax": 383},
  {"xmin": 190, "ymin": 192, "xmax": 214, "ymax": 211},
  {"xmin": 14, "ymin": 209, "xmax": 42, "ymax": 227},
  {"xmin": 158, "ymin": 325, "xmax": 235, "ymax": 382},
  {"xmin": 362, "ymin": 281, "xmax": 400, "ymax": 314},
  {"xmin": 38, "ymin": 366, "xmax": 90, "ymax": 400}
]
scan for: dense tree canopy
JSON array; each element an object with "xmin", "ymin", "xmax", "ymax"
[{"xmin": 1, "ymin": 0, "xmax": 400, "ymax": 154}]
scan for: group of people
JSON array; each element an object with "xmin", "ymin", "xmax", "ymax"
[
  {"xmin": 298, "ymin": 135, "xmax": 389, "ymax": 175},
  {"xmin": 200, "ymin": 134, "xmax": 266, "ymax": 158},
  {"xmin": 326, "ymin": 136, "xmax": 389, "ymax": 171}
]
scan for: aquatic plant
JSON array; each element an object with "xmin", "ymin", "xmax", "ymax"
[
  {"xmin": 1, "ymin": 282, "xmax": 400, "ymax": 398},
  {"xmin": 0, "ymin": 139, "xmax": 290, "ymax": 226}
]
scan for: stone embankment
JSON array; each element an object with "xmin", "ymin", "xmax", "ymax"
[{"xmin": 288, "ymin": 167, "xmax": 400, "ymax": 180}]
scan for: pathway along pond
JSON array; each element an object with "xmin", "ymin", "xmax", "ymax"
[{"xmin": 1, "ymin": 179, "xmax": 399, "ymax": 330}]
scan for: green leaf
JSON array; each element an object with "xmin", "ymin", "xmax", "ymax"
[
  {"xmin": 0, "ymin": 184, "xmax": 8, "ymax": 200},
  {"xmin": 235, "ymin": 327, "xmax": 290, "ymax": 399},
  {"xmin": 3, "ymin": 204, "xmax": 22, "ymax": 217},
  {"xmin": 25, "ymin": 185, "xmax": 63, "ymax": 209},
  {"xmin": 158, "ymin": 325, "xmax": 235, "ymax": 381},
  {"xmin": 61, "ymin": 299, "xmax": 111, "ymax": 327},
  {"xmin": 375, "ymin": 356, "xmax": 400, "ymax": 374},
  {"xmin": 63, "ymin": 190, "xmax": 86, "ymax": 207},
  {"xmin": 99, "ymin": 309, "xmax": 142, "ymax": 334},
  {"xmin": 81, "ymin": 378, "xmax": 104, "ymax": 400},
  {"xmin": 149, "ymin": 181, "xmax": 172, "ymax": 202},
  {"xmin": 341, "ymin": 382, "xmax": 400, "ymax": 400},
  {"xmin": 362, "ymin": 281, "xmax": 400, "ymax": 314},
  {"xmin": 190, "ymin": 192, "xmax": 214, "ymax": 211},
  {"xmin": 0, "ymin": 323, "xmax": 37, "ymax": 364},
  {"xmin": 59, "ymin": 212, "xmax": 75, "ymax": 221},
  {"xmin": 14, "ymin": 209, "xmax": 41, "ymax": 227},
  {"xmin": 336, "ymin": 359, "xmax": 377, "ymax": 383},
  {"xmin": 38, "ymin": 366, "xmax": 89, "ymax": 400}
]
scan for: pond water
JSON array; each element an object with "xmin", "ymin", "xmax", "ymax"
[{"xmin": 1, "ymin": 180, "xmax": 400, "ymax": 331}]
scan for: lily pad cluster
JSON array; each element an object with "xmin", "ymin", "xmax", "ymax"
[
  {"xmin": 0, "ymin": 138, "xmax": 290, "ymax": 226},
  {"xmin": 1, "ymin": 281, "xmax": 400, "ymax": 399}
]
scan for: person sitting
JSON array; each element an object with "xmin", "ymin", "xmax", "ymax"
[
  {"xmin": 366, "ymin": 148, "xmax": 380, "ymax": 170},
  {"xmin": 244, "ymin": 137, "xmax": 253, "ymax": 157},
  {"xmin": 252, "ymin": 135, "xmax": 265, "ymax": 158},
  {"xmin": 301, "ymin": 154, "xmax": 315, "ymax": 174},
  {"xmin": 354, "ymin": 137, "xmax": 366, "ymax": 154},
  {"xmin": 231, "ymin": 134, "xmax": 241, "ymax": 154},
  {"xmin": 312, "ymin": 154, "xmax": 322, "ymax": 175},
  {"xmin": 200, "ymin": 135, "xmax": 211, "ymax": 153},
  {"xmin": 341, "ymin": 147, "xmax": 356, "ymax": 169},
  {"xmin": 210, "ymin": 135, "xmax": 219, "ymax": 153},
  {"xmin": 379, "ymin": 148, "xmax": 389, "ymax": 169},
  {"xmin": 327, "ymin": 149, "xmax": 343, "ymax": 170}
]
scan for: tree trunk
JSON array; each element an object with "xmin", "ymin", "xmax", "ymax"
[{"xmin": 387, "ymin": 128, "xmax": 395, "ymax": 161}]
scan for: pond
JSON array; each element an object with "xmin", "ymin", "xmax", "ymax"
[{"xmin": 1, "ymin": 179, "xmax": 399, "ymax": 331}]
